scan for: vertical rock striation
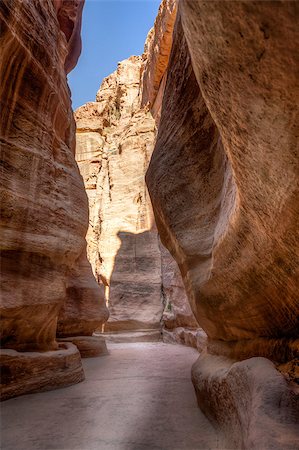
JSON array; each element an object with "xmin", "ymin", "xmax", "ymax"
[{"xmin": 0, "ymin": 0, "xmax": 108, "ymax": 400}]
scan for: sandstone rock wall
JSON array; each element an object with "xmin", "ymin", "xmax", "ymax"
[
  {"xmin": 74, "ymin": 0, "xmax": 201, "ymax": 338},
  {"xmin": 141, "ymin": 0, "xmax": 177, "ymax": 123},
  {"xmin": 75, "ymin": 57, "xmax": 163, "ymax": 332},
  {"xmin": 0, "ymin": 0, "xmax": 108, "ymax": 399},
  {"xmin": 146, "ymin": 2, "xmax": 299, "ymax": 446},
  {"xmin": 147, "ymin": 1, "xmax": 299, "ymax": 362}
]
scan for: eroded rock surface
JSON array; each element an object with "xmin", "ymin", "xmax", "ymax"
[
  {"xmin": 0, "ymin": 0, "xmax": 108, "ymax": 399},
  {"xmin": 146, "ymin": 2, "xmax": 299, "ymax": 447},
  {"xmin": 141, "ymin": 0, "xmax": 177, "ymax": 122},
  {"xmin": 192, "ymin": 354, "xmax": 299, "ymax": 449},
  {"xmin": 0, "ymin": 343, "xmax": 84, "ymax": 401},
  {"xmin": 75, "ymin": 56, "xmax": 163, "ymax": 332},
  {"xmin": 75, "ymin": 0, "xmax": 205, "ymax": 343},
  {"xmin": 147, "ymin": 3, "xmax": 299, "ymax": 361},
  {"xmin": 74, "ymin": 0, "xmax": 204, "ymax": 341}
]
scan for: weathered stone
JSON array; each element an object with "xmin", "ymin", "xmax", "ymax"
[
  {"xmin": 141, "ymin": 0, "xmax": 177, "ymax": 122},
  {"xmin": 162, "ymin": 328, "xmax": 207, "ymax": 352},
  {"xmin": 75, "ymin": 56, "xmax": 163, "ymax": 333},
  {"xmin": 147, "ymin": 7, "xmax": 299, "ymax": 360},
  {"xmin": 53, "ymin": 0, "xmax": 84, "ymax": 73},
  {"xmin": 160, "ymin": 243, "xmax": 199, "ymax": 331},
  {"xmin": 0, "ymin": 0, "xmax": 108, "ymax": 399},
  {"xmin": 0, "ymin": 343, "xmax": 84, "ymax": 401},
  {"xmin": 146, "ymin": 3, "xmax": 299, "ymax": 446},
  {"xmin": 58, "ymin": 336, "xmax": 108, "ymax": 358},
  {"xmin": 192, "ymin": 354, "xmax": 299, "ymax": 449},
  {"xmin": 74, "ymin": 0, "xmax": 202, "ymax": 339}
]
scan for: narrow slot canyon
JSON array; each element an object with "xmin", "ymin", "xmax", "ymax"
[{"xmin": 0, "ymin": 1, "xmax": 298, "ymax": 450}]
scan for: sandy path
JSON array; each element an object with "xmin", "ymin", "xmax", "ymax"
[{"xmin": 1, "ymin": 342, "xmax": 220, "ymax": 450}]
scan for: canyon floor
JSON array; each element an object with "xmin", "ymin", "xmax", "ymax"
[{"xmin": 1, "ymin": 342, "xmax": 220, "ymax": 450}]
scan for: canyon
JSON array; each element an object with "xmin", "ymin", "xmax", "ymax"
[
  {"xmin": 0, "ymin": 0, "xmax": 298, "ymax": 449},
  {"xmin": 74, "ymin": 0, "xmax": 200, "ymax": 343}
]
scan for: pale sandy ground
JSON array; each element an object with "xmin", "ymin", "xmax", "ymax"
[{"xmin": 1, "ymin": 343, "xmax": 221, "ymax": 450}]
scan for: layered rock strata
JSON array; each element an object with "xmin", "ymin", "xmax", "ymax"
[
  {"xmin": 75, "ymin": 56, "xmax": 163, "ymax": 332},
  {"xmin": 75, "ymin": 0, "xmax": 201, "ymax": 340},
  {"xmin": 0, "ymin": 343, "xmax": 84, "ymax": 401},
  {"xmin": 146, "ymin": 2, "xmax": 299, "ymax": 447},
  {"xmin": 0, "ymin": 0, "xmax": 108, "ymax": 399}
]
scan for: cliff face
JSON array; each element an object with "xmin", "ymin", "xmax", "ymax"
[
  {"xmin": 0, "ymin": 0, "xmax": 108, "ymax": 400},
  {"xmin": 146, "ymin": 2, "xmax": 299, "ymax": 447},
  {"xmin": 75, "ymin": 57, "xmax": 163, "ymax": 332},
  {"xmin": 74, "ymin": 0, "xmax": 200, "ymax": 338}
]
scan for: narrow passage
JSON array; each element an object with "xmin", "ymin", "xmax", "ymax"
[{"xmin": 1, "ymin": 343, "xmax": 220, "ymax": 450}]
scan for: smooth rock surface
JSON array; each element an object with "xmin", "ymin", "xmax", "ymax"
[
  {"xmin": 0, "ymin": 0, "xmax": 108, "ymax": 351},
  {"xmin": 192, "ymin": 353, "xmax": 299, "ymax": 449},
  {"xmin": 147, "ymin": 3, "xmax": 299, "ymax": 359},
  {"xmin": 146, "ymin": 4, "xmax": 299, "ymax": 444},
  {"xmin": 1, "ymin": 343, "xmax": 220, "ymax": 450}
]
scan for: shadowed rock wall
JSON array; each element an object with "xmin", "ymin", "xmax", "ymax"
[
  {"xmin": 0, "ymin": 0, "xmax": 108, "ymax": 399},
  {"xmin": 147, "ymin": 1, "xmax": 299, "ymax": 361},
  {"xmin": 146, "ymin": 2, "xmax": 299, "ymax": 447}
]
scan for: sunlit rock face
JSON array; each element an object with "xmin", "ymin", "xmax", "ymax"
[
  {"xmin": 74, "ymin": 0, "xmax": 204, "ymax": 337},
  {"xmin": 75, "ymin": 56, "xmax": 163, "ymax": 332},
  {"xmin": 0, "ymin": 0, "xmax": 108, "ymax": 398},
  {"xmin": 75, "ymin": 0, "xmax": 204, "ymax": 337},
  {"xmin": 141, "ymin": 0, "xmax": 177, "ymax": 123},
  {"xmin": 141, "ymin": 0, "xmax": 205, "ymax": 344}
]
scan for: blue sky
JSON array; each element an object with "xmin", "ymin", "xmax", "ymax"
[{"xmin": 68, "ymin": 0, "xmax": 160, "ymax": 110}]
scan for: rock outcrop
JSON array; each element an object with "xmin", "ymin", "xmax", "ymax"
[
  {"xmin": 74, "ymin": 0, "xmax": 200, "ymax": 341},
  {"xmin": 0, "ymin": 0, "xmax": 108, "ymax": 400},
  {"xmin": 160, "ymin": 243, "xmax": 205, "ymax": 349},
  {"xmin": 75, "ymin": 56, "xmax": 163, "ymax": 333},
  {"xmin": 141, "ymin": 0, "xmax": 177, "ymax": 123},
  {"xmin": 146, "ymin": 1, "xmax": 299, "ymax": 447},
  {"xmin": 1, "ymin": 343, "xmax": 84, "ymax": 401},
  {"xmin": 192, "ymin": 354, "xmax": 299, "ymax": 450}
]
